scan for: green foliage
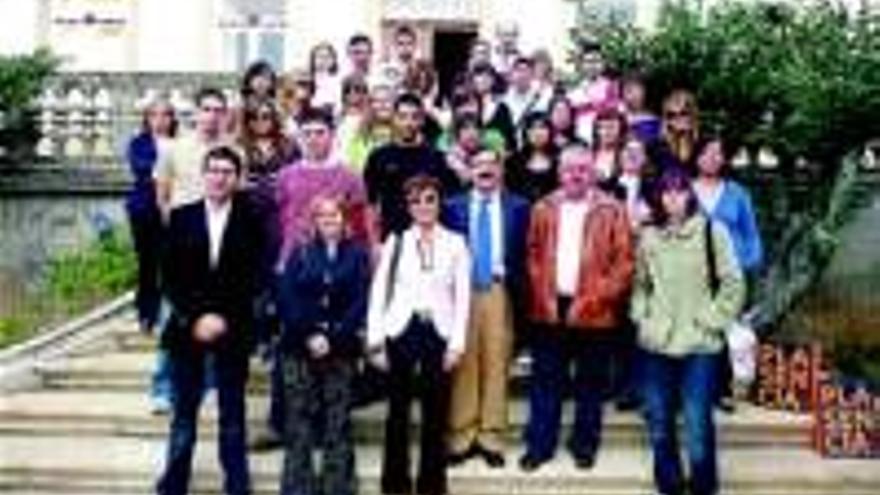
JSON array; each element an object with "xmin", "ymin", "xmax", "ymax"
[
  {"xmin": 0, "ymin": 49, "xmax": 58, "ymax": 162},
  {"xmin": 579, "ymin": 1, "xmax": 880, "ymax": 377},
  {"xmin": 596, "ymin": 0, "xmax": 880, "ymax": 167},
  {"xmin": 0, "ymin": 228, "xmax": 136, "ymax": 348},
  {"xmin": 45, "ymin": 229, "xmax": 137, "ymax": 311}
]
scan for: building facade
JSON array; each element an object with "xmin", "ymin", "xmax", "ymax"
[{"xmin": 0, "ymin": 0, "xmax": 664, "ymax": 73}]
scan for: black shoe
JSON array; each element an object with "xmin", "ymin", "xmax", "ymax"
[
  {"xmin": 447, "ymin": 445, "xmax": 476, "ymax": 466},
  {"xmin": 477, "ymin": 446, "xmax": 506, "ymax": 468},
  {"xmin": 718, "ymin": 397, "xmax": 737, "ymax": 414},
  {"xmin": 249, "ymin": 430, "xmax": 282, "ymax": 451},
  {"xmin": 614, "ymin": 394, "xmax": 641, "ymax": 412},
  {"xmin": 518, "ymin": 453, "xmax": 550, "ymax": 472},
  {"xmin": 573, "ymin": 452, "xmax": 596, "ymax": 470}
]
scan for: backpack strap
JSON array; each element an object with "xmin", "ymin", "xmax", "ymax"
[{"xmin": 704, "ymin": 217, "xmax": 721, "ymax": 298}]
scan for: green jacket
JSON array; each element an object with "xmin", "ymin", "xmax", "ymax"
[{"xmin": 631, "ymin": 215, "xmax": 745, "ymax": 356}]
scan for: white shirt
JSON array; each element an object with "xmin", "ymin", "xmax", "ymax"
[
  {"xmin": 504, "ymin": 86, "xmax": 542, "ymax": 126},
  {"xmin": 206, "ymin": 200, "xmax": 231, "ymax": 268},
  {"xmin": 694, "ymin": 180, "xmax": 726, "ymax": 215},
  {"xmin": 555, "ymin": 200, "xmax": 590, "ymax": 296},
  {"xmin": 469, "ymin": 190, "xmax": 505, "ymax": 277},
  {"xmin": 367, "ymin": 226, "xmax": 472, "ymax": 354}
]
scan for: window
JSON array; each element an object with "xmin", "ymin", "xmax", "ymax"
[
  {"xmin": 577, "ymin": 0, "xmax": 636, "ymax": 26},
  {"xmin": 218, "ymin": 0, "xmax": 286, "ymax": 71}
]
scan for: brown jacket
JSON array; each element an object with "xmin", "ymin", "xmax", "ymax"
[{"xmin": 526, "ymin": 190, "xmax": 635, "ymax": 330}]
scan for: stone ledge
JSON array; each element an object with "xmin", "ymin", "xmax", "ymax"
[
  {"xmin": 0, "ymin": 292, "xmax": 134, "ymax": 392},
  {"xmin": 0, "ymin": 163, "xmax": 129, "ymax": 195}
]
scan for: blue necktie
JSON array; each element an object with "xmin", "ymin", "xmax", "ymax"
[{"xmin": 474, "ymin": 196, "xmax": 493, "ymax": 290}]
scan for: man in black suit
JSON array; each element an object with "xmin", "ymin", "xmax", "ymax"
[{"xmin": 156, "ymin": 146, "xmax": 263, "ymax": 495}]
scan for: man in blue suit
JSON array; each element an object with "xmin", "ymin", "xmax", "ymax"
[{"xmin": 443, "ymin": 146, "xmax": 530, "ymax": 468}]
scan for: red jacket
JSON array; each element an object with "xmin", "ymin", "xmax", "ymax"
[{"xmin": 526, "ymin": 190, "xmax": 635, "ymax": 330}]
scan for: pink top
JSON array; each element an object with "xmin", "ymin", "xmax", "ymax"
[{"xmin": 276, "ymin": 159, "xmax": 370, "ymax": 269}]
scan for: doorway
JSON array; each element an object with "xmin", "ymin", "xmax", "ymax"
[{"xmin": 432, "ymin": 29, "xmax": 477, "ymax": 104}]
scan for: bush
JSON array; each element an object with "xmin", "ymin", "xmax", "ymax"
[
  {"xmin": 0, "ymin": 49, "xmax": 58, "ymax": 163},
  {"xmin": 0, "ymin": 228, "xmax": 136, "ymax": 348}
]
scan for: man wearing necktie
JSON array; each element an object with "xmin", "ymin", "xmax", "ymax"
[{"xmin": 443, "ymin": 147, "xmax": 530, "ymax": 468}]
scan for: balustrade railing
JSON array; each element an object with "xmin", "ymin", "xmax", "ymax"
[
  {"xmin": 27, "ymin": 72, "xmax": 880, "ymax": 175},
  {"xmin": 34, "ymin": 72, "xmax": 238, "ymax": 165}
]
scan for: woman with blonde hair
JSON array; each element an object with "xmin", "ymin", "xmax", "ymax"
[
  {"xmin": 278, "ymin": 195, "xmax": 370, "ymax": 495},
  {"xmin": 651, "ymin": 89, "xmax": 701, "ymax": 173},
  {"xmin": 309, "ymin": 42, "xmax": 343, "ymax": 114}
]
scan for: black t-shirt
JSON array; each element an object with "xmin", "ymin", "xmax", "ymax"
[
  {"xmin": 505, "ymin": 151, "xmax": 559, "ymax": 203},
  {"xmin": 364, "ymin": 142, "xmax": 460, "ymax": 237}
]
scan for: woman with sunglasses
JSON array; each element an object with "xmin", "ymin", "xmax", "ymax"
[
  {"xmin": 631, "ymin": 170, "xmax": 744, "ymax": 495},
  {"xmin": 651, "ymin": 89, "xmax": 701, "ymax": 174},
  {"xmin": 367, "ymin": 175, "xmax": 471, "ymax": 495}
]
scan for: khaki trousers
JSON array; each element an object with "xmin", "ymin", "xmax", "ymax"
[{"xmin": 448, "ymin": 283, "xmax": 513, "ymax": 454}]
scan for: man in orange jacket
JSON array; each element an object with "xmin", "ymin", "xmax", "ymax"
[{"xmin": 519, "ymin": 144, "xmax": 635, "ymax": 472}]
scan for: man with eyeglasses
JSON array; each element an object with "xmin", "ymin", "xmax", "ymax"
[
  {"xmin": 154, "ymin": 87, "xmax": 233, "ymax": 222},
  {"xmin": 156, "ymin": 146, "xmax": 264, "ymax": 495}
]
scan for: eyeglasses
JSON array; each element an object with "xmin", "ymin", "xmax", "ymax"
[
  {"xmin": 665, "ymin": 109, "xmax": 692, "ymax": 119},
  {"xmin": 200, "ymin": 105, "xmax": 226, "ymax": 114},
  {"xmin": 346, "ymin": 85, "xmax": 368, "ymax": 94},
  {"xmin": 251, "ymin": 112, "xmax": 274, "ymax": 122},
  {"xmin": 408, "ymin": 193, "xmax": 439, "ymax": 206},
  {"xmin": 205, "ymin": 166, "xmax": 237, "ymax": 176}
]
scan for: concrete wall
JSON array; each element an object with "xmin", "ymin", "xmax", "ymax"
[{"xmin": 0, "ymin": 168, "xmax": 127, "ymax": 314}]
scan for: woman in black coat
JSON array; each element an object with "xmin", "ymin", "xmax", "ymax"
[{"xmin": 277, "ymin": 195, "xmax": 371, "ymax": 495}]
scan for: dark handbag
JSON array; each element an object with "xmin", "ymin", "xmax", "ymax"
[{"xmin": 352, "ymin": 234, "xmax": 404, "ymax": 408}]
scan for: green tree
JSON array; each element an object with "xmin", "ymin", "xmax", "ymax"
[
  {"xmin": 581, "ymin": 0, "xmax": 880, "ymax": 330},
  {"xmin": 0, "ymin": 49, "xmax": 58, "ymax": 163}
]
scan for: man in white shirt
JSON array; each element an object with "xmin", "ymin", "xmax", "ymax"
[
  {"xmin": 504, "ymin": 57, "xmax": 548, "ymax": 131},
  {"xmin": 520, "ymin": 144, "xmax": 635, "ymax": 472},
  {"xmin": 154, "ymin": 87, "xmax": 232, "ymax": 221},
  {"xmin": 157, "ymin": 146, "xmax": 265, "ymax": 495}
]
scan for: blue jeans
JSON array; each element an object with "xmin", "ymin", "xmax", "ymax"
[
  {"xmin": 156, "ymin": 350, "xmax": 251, "ymax": 495},
  {"xmin": 640, "ymin": 350, "xmax": 720, "ymax": 495},
  {"xmin": 151, "ymin": 309, "xmax": 216, "ymax": 405},
  {"xmin": 523, "ymin": 326, "xmax": 614, "ymax": 461}
]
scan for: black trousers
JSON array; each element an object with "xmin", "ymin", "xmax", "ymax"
[
  {"xmin": 128, "ymin": 207, "xmax": 162, "ymax": 328},
  {"xmin": 381, "ymin": 318, "xmax": 450, "ymax": 495}
]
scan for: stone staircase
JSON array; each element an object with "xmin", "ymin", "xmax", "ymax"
[{"xmin": 1, "ymin": 312, "xmax": 879, "ymax": 495}]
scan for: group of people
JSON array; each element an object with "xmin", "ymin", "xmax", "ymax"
[{"xmin": 125, "ymin": 22, "xmax": 765, "ymax": 495}]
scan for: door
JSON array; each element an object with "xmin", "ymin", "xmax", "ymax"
[{"xmin": 432, "ymin": 29, "xmax": 477, "ymax": 104}]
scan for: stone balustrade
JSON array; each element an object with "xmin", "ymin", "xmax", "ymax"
[
  {"xmin": 25, "ymin": 72, "xmax": 880, "ymax": 173},
  {"xmin": 34, "ymin": 72, "xmax": 238, "ymax": 165}
]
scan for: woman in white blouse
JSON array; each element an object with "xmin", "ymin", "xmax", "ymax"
[{"xmin": 367, "ymin": 174, "xmax": 471, "ymax": 495}]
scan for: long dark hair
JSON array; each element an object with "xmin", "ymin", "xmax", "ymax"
[
  {"xmin": 651, "ymin": 168, "xmax": 699, "ymax": 227},
  {"xmin": 241, "ymin": 60, "xmax": 278, "ymax": 100},
  {"xmin": 519, "ymin": 112, "xmax": 558, "ymax": 157}
]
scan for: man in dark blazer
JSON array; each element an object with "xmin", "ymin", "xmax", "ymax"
[
  {"xmin": 156, "ymin": 146, "xmax": 264, "ymax": 495},
  {"xmin": 443, "ymin": 146, "xmax": 530, "ymax": 467}
]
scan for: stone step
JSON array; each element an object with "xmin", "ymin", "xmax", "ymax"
[
  {"xmin": 0, "ymin": 434, "xmax": 877, "ymax": 495},
  {"xmin": 0, "ymin": 389, "xmax": 814, "ymax": 449},
  {"xmin": 37, "ymin": 350, "xmax": 538, "ymax": 395},
  {"xmin": 36, "ymin": 351, "xmax": 273, "ymax": 393}
]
